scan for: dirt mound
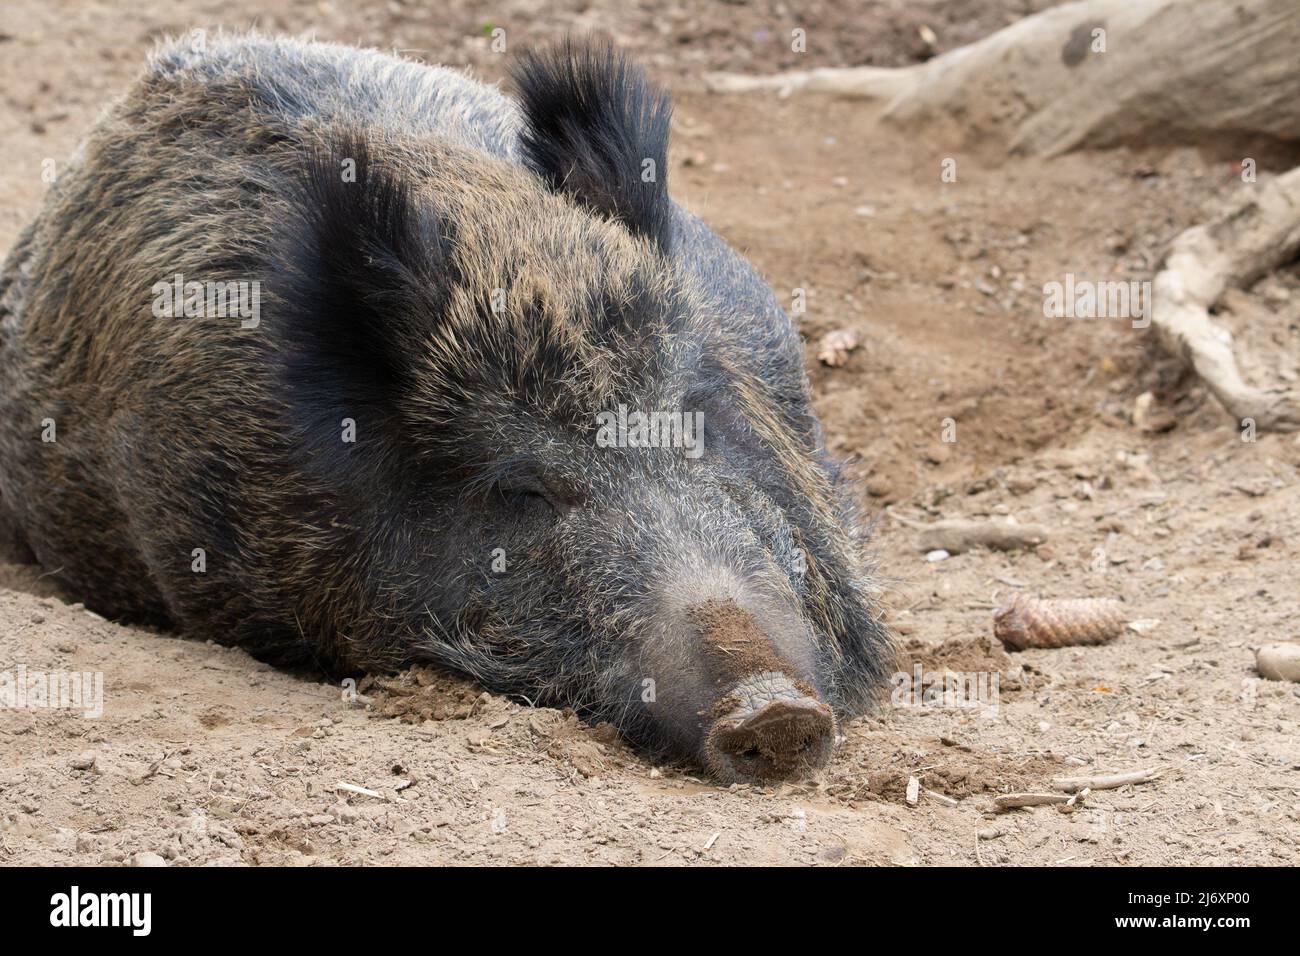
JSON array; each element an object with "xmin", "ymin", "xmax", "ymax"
[
  {"xmin": 898, "ymin": 635, "xmax": 1016, "ymax": 676},
  {"xmin": 361, "ymin": 665, "xmax": 634, "ymax": 779},
  {"xmin": 362, "ymin": 666, "xmax": 485, "ymax": 723}
]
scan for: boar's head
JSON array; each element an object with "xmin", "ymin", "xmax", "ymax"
[{"xmin": 268, "ymin": 41, "xmax": 893, "ymax": 784}]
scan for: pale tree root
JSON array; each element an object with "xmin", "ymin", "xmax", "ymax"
[{"xmin": 1151, "ymin": 167, "xmax": 1300, "ymax": 432}]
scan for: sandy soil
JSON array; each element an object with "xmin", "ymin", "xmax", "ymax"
[{"xmin": 1, "ymin": 0, "xmax": 1298, "ymax": 866}]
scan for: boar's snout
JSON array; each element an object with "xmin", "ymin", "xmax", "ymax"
[
  {"xmin": 640, "ymin": 583, "xmax": 841, "ymax": 784},
  {"xmin": 705, "ymin": 671, "xmax": 836, "ymax": 784}
]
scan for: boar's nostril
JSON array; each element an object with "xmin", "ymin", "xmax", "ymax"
[{"xmin": 705, "ymin": 687, "xmax": 836, "ymax": 785}]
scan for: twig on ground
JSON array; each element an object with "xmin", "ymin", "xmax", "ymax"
[{"xmin": 1050, "ymin": 768, "xmax": 1161, "ymax": 793}]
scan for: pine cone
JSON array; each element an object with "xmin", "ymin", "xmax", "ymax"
[{"xmin": 994, "ymin": 595, "xmax": 1127, "ymax": 651}]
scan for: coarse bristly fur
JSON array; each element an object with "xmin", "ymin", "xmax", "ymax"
[{"xmin": 0, "ymin": 31, "xmax": 894, "ymax": 771}]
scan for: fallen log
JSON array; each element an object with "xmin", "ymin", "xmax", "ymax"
[{"xmin": 705, "ymin": 0, "xmax": 1300, "ymax": 157}]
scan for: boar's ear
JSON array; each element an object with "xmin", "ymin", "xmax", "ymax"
[
  {"xmin": 269, "ymin": 136, "xmax": 455, "ymax": 459},
  {"xmin": 512, "ymin": 40, "xmax": 674, "ymax": 254}
]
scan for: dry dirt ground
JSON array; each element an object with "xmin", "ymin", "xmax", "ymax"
[{"xmin": 1, "ymin": 1, "xmax": 1298, "ymax": 866}]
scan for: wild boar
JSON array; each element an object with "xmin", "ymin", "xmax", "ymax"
[{"xmin": 0, "ymin": 35, "xmax": 892, "ymax": 782}]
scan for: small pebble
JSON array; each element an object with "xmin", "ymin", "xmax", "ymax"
[
  {"xmin": 69, "ymin": 751, "xmax": 97, "ymax": 771},
  {"xmin": 330, "ymin": 802, "xmax": 361, "ymax": 824}
]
